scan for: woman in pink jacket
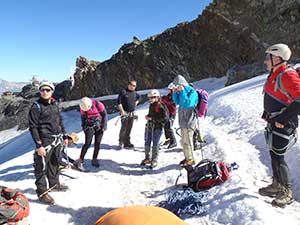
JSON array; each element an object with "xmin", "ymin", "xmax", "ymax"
[{"xmin": 74, "ymin": 97, "xmax": 107, "ymax": 171}]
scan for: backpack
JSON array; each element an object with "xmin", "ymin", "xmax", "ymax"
[
  {"xmin": 274, "ymin": 66, "xmax": 300, "ymax": 102},
  {"xmin": 0, "ymin": 187, "xmax": 30, "ymax": 225},
  {"xmin": 183, "ymin": 159, "xmax": 231, "ymax": 191},
  {"xmin": 189, "ymin": 89, "xmax": 208, "ymax": 118}
]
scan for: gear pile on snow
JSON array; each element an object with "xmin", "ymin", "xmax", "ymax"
[{"xmin": 157, "ymin": 187, "xmax": 208, "ymax": 218}]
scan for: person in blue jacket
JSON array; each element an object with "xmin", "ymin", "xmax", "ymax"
[{"xmin": 169, "ymin": 75, "xmax": 198, "ymax": 166}]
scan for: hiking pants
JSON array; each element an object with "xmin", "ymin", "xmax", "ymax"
[
  {"xmin": 144, "ymin": 127, "xmax": 162, "ymax": 160},
  {"xmin": 119, "ymin": 116, "xmax": 134, "ymax": 145},
  {"xmin": 270, "ymin": 151, "xmax": 291, "ymax": 187},
  {"xmin": 33, "ymin": 144, "xmax": 61, "ymax": 195},
  {"xmin": 80, "ymin": 127, "xmax": 103, "ymax": 160},
  {"xmin": 164, "ymin": 115, "xmax": 176, "ymax": 144},
  {"xmin": 180, "ymin": 128, "xmax": 195, "ymax": 161}
]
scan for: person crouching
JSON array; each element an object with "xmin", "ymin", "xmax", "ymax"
[{"xmin": 141, "ymin": 90, "xmax": 168, "ymax": 168}]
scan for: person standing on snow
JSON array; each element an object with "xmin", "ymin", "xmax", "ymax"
[
  {"xmin": 259, "ymin": 43, "xmax": 300, "ymax": 207},
  {"xmin": 161, "ymin": 88, "xmax": 177, "ymax": 149},
  {"xmin": 74, "ymin": 97, "xmax": 107, "ymax": 172},
  {"xmin": 168, "ymin": 75, "xmax": 198, "ymax": 166},
  {"xmin": 28, "ymin": 81, "xmax": 69, "ymax": 205},
  {"xmin": 141, "ymin": 89, "xmax": 169, "ymax": 168},
  {"xmin": 117, "ymin": 80, "xmax": 140, "ymax": 149}
]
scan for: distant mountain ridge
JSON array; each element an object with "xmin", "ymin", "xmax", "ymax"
[{"xmin": 0, "ymin": 79, "xmax": 28, "ymax": 94}]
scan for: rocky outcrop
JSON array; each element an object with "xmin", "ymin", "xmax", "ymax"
[
  {"xmin": 225, "ymin": 63, "xmax": 267, "ymax": 86},
  {"xmin": 66, "ymin": 0, "xmax": 300, "ymax": 100},
  {"xmin": 0, "ymin": 96, "xmax": 34, "ymax": 131}
]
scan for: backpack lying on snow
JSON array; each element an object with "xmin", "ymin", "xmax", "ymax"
[
  {"xmin": 0, "ymin": 186, "xmax": 30, "ymax": 225},
  {"xmin": 183, "ymin": 159, "xmax": 238, "ymax": 191}
]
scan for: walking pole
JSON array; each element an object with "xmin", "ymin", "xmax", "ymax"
[
  {"xmin": 64, "ymin": 145, "xmax": 70, "ymax": 166},
  {"xmin": 115, "ymin": 116, "xmax": 121, "ymax": 126}
]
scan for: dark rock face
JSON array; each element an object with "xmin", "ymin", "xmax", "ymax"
[
  {"xmin": 0, "ymin": 96, "xmax": 35, "ymax": 131},
  {"xmin": 67, "ymin": 0, "xmax": 300, "ymax": 100},
  {"xmin": 18, "ymin": 84, "xmax": 39, "ymax": 99},
  {"xmin": 1, "ymin": 83, "xmax": 39, "ymax": 131},
  {"xmin": 53, "ymin": 79, "xmax": 74, "ymax": 101},
  {"xmin": 226, "ymin": 63, "xmax": 267, "ymax": 86}
]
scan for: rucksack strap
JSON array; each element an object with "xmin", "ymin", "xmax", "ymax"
[
  {"xmin": 95, "ymin": 100, "xmax": 104, "ymax": 113},
  {"xmin": 274, "ymin": 68, "xmax": 296, "ymax": 102}
]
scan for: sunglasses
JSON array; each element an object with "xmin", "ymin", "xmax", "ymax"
[
  {"xmin": 265, "ymin": 53, "xmax": 271, "ymax": 60},
  {"xmin": 148, "ymin": 96, "xmax": 157, "ymax": 99},
  {"xmin": 129, "ymin": 83, "xmax": 136, "ymax": 87},
  {"xmin": 40, "ymin": 88, "xmax": 52, "ymax": 93}
]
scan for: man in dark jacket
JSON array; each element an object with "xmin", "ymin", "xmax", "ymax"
[
  {"xmin": 28, "ymin": 81, "xmax": 68, "ymax": 205},
  {"xmin": 259, "ymin": 43, "xmax": 300, "ymax": 207},
  {"xmin": 117, "ymin": 80, "xmax": 140, "ymax": 148}
]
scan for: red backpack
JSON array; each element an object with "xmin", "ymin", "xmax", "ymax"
[
  {"xmin": 274, "ymin": 66, "xmax": 300, "ymax": 102},
  {"xmin": 0, "ymin": 187, "xmax": 30, "ymax": 225},
  {"xmin": 183, "ymin": 159, "xmax": 232, "ymax": 191}
]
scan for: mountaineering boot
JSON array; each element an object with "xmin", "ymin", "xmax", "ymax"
[
  {"xmin": 124, "ymin": 143, "xmax": 134, "ymax": 148},
  {"xmin": 52, "ymin": 183, "xmax": 69, "ymax": 192},
  {"xmin": 162, "ymin": 139, "xmax": 171, "ymax": 146},
  {"xmin": 92, "ymin": 159, "xmax": 100, "ymax": 168},
  {"xmin": 258, "ymin": 178, "xmax": 281, "ymax": 197},
  {"xmin": 39, "ymin": 193, "xmax": 55, "ymax": 205},
  {"xmin": 74, "ymin": 159, "xmax": 85, "ymax": 172},
  {"xmin": 150, "ymin": 160, "xmax": 158, "ymax": 168},
  {"xmin": 141, "ymin": 158, "xmax": 152, "ymax": 165},
  {"xmin": 179, "ymin": 159, "xmax": 195, "ymax": 166},
  {"xmin": 167, "ymin": 141, "xmax": 177, "ymax": 149},
  {"xmin": 141, "ymin": 146, "xmax": 151, "ymax": 165},
  {"xmin": 272, "ymin": 186, "xmax": 293, "ymax": 207}
]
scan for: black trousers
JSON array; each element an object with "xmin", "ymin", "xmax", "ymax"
[
  {"xmin": 265, "ymin": 122, "xmax": 295, "ymax": 187},
  {"xmin": 119, "ymin": 116, "xmax": 134, "ymax": 145},
  {"xmin": 33, "ymin": 144, "xmax": 62, "ymax": 195},
  {"xmin": 270, "ymin": 150, "xmax": 290, "ymax": 187},
  {"xmin": 80, "ymin": 127, "xmax": 103, "ymax": 160},
  {"xmin": 163, "ymin": 116, "xmax": 176, "ymax": 144}
]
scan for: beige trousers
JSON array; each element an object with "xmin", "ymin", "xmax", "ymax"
[{"xmin": 180, "ymin": 128, "xmax": 195, "ymax": 161}]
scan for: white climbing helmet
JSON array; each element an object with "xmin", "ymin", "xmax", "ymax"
[
  {"xmin": 79, "ymin": 97, "xmax": 92, "ymax": 111},
  {"xmin": 39, "ymin": 81, "xmax": 55, "ymax": 91},
  {"xmin": 265, "ymin": 43, "xmax": 291, "ymax": 61},
  {"xmin": 147, "ymin": 89, "xmax": 160, "ymax": 98}
]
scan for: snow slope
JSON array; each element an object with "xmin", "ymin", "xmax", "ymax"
[{"xmin": 1, "ymin": 75, "xmax": 300, "ymax": 225}]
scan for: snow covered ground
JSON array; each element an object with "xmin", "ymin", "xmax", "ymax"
[{"xmin": 1, "ymin": 75, "xmax": 300, "ymax": 225}]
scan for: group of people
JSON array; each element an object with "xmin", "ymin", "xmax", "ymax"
[{"xmin": 28, "ymin": 43, "xmax": 299, "ymax": 208}]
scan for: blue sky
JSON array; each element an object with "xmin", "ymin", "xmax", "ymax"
[{"xmin": 0, "ymin": 0, "xmax": 212, "ymax": 82}]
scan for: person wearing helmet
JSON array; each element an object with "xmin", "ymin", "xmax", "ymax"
[
  {"xmin": 141, "ymin": 89, "xmax": 168, "ymax": 168},
  {"xmin": 74, "ymin": 97, "xmax": 107, "ymax": 171},
  {"xmin": 28, "ymin": 81, "xmax": 69, "ymax": 205},
  {"xmin": 259, "ymin": 43, "xmax": 300, "ymax": 207},
  {"xmin": 117, "ymin": 80, "xmax": 141, "ymax": 149},
  {"xmin": 168, "ymin": 75, "xmax": 198, "ymax": 166},
  {"xmin": 161, "ymin": 87, "xmax": 177, "ymax": 149}
]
